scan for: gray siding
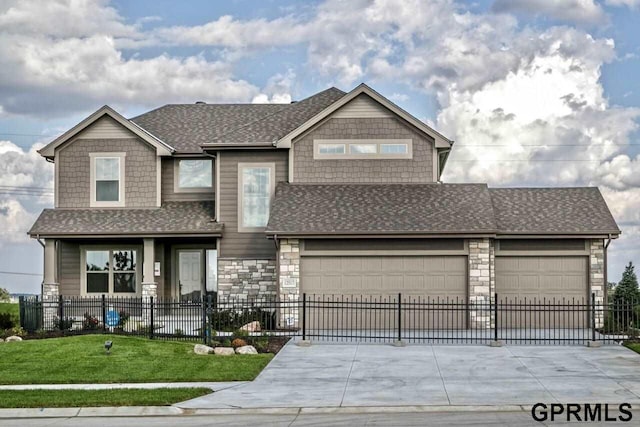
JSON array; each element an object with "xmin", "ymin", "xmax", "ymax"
[
  {"xmin": 57, "ymin": 138, "xmax": 157, "ymax": 208},
  {"xmin": 218, "ymin": 150, "xmax": 287, "ymax": 259},
  {"xmin": 161, "ymin": 158, "xmax": 215, "ymax": 202},
  {"xmin": 58, "ymin": 241, "xmax": 81, "ymax": 296},
  {"xmin": 292, "ymin": 118, "xmax": 434, "ymax": 183}
]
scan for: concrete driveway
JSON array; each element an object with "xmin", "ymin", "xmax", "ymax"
[{"xmin": 178, "ymin": 342, "xmax": 640, "ymax": 409}]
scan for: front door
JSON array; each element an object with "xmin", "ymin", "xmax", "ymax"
[{"xmin": 178, "ymin": 250, "xmax": 202, "ymax": 301}]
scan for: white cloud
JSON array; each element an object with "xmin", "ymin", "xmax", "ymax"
[
  {"xmin": 252, "ymin": 71, "xmax": 295, "ymax": 104},
  {"xmin": 491, "ymin": 0, "xmax": 608, "ymax": 26},
  {"xmin": 605, "ymin": 0, "xmax": 640, "ymax": 8}
]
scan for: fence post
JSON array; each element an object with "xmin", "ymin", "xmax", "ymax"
[
  {"xmin": 302, "ymin": 293, "xmax": 307, "ymax": 341},
  {"xmin": 101, "ymin": 294, "xmax": 106, "ymax": 333},
  {"xmin": 397, "ymin": 292, "xmax": 402, "ymax": 343},
  {"xmin": 592, "ymin": 292, "xmax": 597, "ymax": 342},
  {"xmin": 149, "ymin": 296, "xmax": 154, "ymax": 340},
  {"xmin": 58, "ymin": 295, "xmax": 64, "ymax": 330},
  {"xmin": 205, "ymin": 294, "xmax": 212, "ymax": 345},
  {"xmin": 494, "ymin": 293, "xmax": 498, "ymax": 343},
  {"xmin": 19, "ymin": 296, "xmax": 25, "ymax": 329}
]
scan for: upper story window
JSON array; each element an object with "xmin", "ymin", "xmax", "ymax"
[
  {"xmin": 90, "ymin": 153, "xmax": 125, "ymax": 207},
  {"xmin": 314, "ymin": 139, "xmax": 412, "ymax": 160},
  {"xmin": 238, "ymin": 163, "xmax": 275, "ymax": 232},
  {"xmin": 176, "ymin": 159, "xmax": 213, "ymax": 191}
]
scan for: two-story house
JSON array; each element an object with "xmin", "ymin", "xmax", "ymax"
[{"xmin": 28, "ymin": 84, "xmax": 620, "ymax": 329}]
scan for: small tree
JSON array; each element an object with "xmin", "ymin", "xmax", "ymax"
[
  {"xmin": 0, "ymin": 287, "xmax": 10, "ymax": 302},
  {"xmin": 612, "ymin": 262, "xmax": 640, "ymax": 330}
]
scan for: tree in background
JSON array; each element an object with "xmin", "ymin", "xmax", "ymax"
[
  {"xmin": 0, "ymin": 288, "xmax": 10, "ymax": 302},
  {"xmin": 614, "ymin": 262, "xmax": 640, "ymax": 303},
  {"xmin": 611, "ymin": 262, "xmax": 640, "ymax": 331}
]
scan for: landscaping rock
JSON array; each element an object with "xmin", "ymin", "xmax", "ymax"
[
  {"xmin": 213, "ymin": 347, "xmax": 235, "ymax": 356},
  {"xmin": 5, "ymin": 336, "xmax": 22, "ymax": 342},
  {"xmin": 193, "ymin": 344, "xmax": 214, "ymax": 355},
  {"xmin": 235, "ymin": 345, "xmax": 258, "ymax": 355},
  {"xmin": 240, "ymin": 321, "xmax": 261, "ymax": 332}
]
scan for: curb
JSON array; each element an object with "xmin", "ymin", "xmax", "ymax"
[{"xmin": 0, "ymin": 405, "xmax": 529, "ymax": 418}]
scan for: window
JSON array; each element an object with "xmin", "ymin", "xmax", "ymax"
[
  {"xmin": 349, "ymin": 144, "xmax": 377, "ymax": 154},
  {"xmin": 90, "ymin": 153, "xmax": 125, "ymax": 207},
  {"xmin": 313, "ymin": 139, "xmax": 412, "ymax": 159},
  {"xmin": 83, "ymin": 248, "xmax": 138, "ymax": 295},
  {"xmin": 238, "ymin": 163, "xmax": 275, "ymax": 231},
  {"xmin": 318, "ymin": 143, "xmax": 346, "ymax": 154},
  {"xmin": 380, "ymin": 143, "xmax": 408, "ymax": 154},
  {"xmin": 176, "ymin": 159, "xmax": 213, "ymax": 190}
]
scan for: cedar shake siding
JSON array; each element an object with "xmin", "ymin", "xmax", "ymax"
[
  {"xmin": 218, "ymin": 150, "xmax": 288, "ymax": 259},
  {"xmin": 57, "ymin": 137, "xmax": 157, "ymax": 208},
  {"xmin": 161, "ymin": 158, "xmax": 215, "ymax": 202},
  {"xmin": 58, "ymin": 241, "xmax": 81, "ymax": 296},
  {"xmin": 292, "ymin": 117, "xmax": 435, "ymax": 183}
]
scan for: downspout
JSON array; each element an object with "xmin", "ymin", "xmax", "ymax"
[
  {"xmin": 604, "ymin": 234, "xmax": 612, "ymax": 303},
  {"xmin": 36, "ymin": 235, "xmax": 45, "ymax": 297}
]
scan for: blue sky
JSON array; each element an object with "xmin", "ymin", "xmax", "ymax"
[{"xmin": 1, "ymin": 0, "xmax": 640, "ymax": 293}]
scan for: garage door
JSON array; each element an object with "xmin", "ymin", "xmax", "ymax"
[
  {"xmin": 301, "ymin": 255, "xmax": 467, "ymax": 329},
  {"xmin": 495, "ymin": 256, "xmax": 588, "ymax": 328}
]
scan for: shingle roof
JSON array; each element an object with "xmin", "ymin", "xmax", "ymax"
[
  {"xmin": 130, "ymin": 87, "xmax": 345, "ymax": 152},
  {"xmin": 489, "ymin": 187, "xmax": 620, "ymax": 235},
  {"xmin": 267, "ymin": 184, "xmax": 620, "ymax": 236},
  {"xmin": 266, "ymin": 183, "xmax": 498, "ymax": 235},
  {"xmin": 28, "ymin": 202, "xmax": 223, "ymax": 237}
]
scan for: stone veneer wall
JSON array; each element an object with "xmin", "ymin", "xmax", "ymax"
[
  {"xmin": 42, "ymin": 282, "xmax": 59, "ymax": 330},
  {"xmin": 468, "ymin": 238, "xmax": 495, "ymax": 329},
  {"xmin": 278, "ymin": 239, "xmax": 300, "ymax": 328},
  {"xmin": 217, "ymin": 259, "xmax": 277, "ymax": 299},
  {"xmin": 590, "ymin": 239, "xmax": 605, "ymax": 328}
]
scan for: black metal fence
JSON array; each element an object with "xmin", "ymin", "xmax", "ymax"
[{"xmin": 18, "ymin": 293, "xmax": 640, "ymax": 345}]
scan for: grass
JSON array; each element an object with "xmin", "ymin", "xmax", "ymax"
[
  {"xmin": 0, "ymin": 335, "xmax": 273, "ymax": 384},
  {"xmin": 0, "ymin": 388, "xmax": 211, "ymax": 408},
  {"xmin": 625, "ymin": 342, "xmax": 640, "ymax": 354}
]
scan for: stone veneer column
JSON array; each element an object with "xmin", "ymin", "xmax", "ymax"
[
  {"xmin": 590, "ymin": 239, "xmax": 605, "ymax": 328},
  {"xmin": 141, "ymin": 239, "xmax": 157, "ymax": 325},
  {"xmin": 217, "ymin": 259, "xmax": 277, "ymax": 299},
  {"xmin": 43, "ymin": 239, "xmax": 59, "ymax": 330},
  {"xmin": 468, "ymin": 238, "xmax": 495, "ymax": 329},
  {"xmin": 278, "ymin": 238, "xmax": 300, "ymax": 328}
]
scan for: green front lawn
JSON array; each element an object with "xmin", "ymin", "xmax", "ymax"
[
  {"xmin": 0, "ymin": 335, "xmax": 272, "ymax": 384},
  {"xmin": 0, "ymin": 388, "xmax": 211, "ymax": 408},
  {"xmin": 625, "ymin": 342, "xmax": 640, "ymax": 354}
]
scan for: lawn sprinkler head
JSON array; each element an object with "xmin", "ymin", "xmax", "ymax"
[{"xmin": 104, "ymin": 340, "xmax": 113, "ymax": 355}]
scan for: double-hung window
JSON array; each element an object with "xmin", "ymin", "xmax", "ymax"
[
  {"xmin": 84, "ymin": 248, "xmax": 138, "ymax": 295},
  {"xmin": 238, "ymin": 163, "xmax": 275, "ymax": 231},
  {"xmin": 176, "ymin": 159, "xmax": 213, "ymax": 191},
  {"xmin": 90, "ymin": 153, "xmax": 125, "ymax": 207}
]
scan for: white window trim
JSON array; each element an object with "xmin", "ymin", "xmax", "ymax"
[
  {"xmin": 173, "ymin": 158, "xmax": 214, "ymax": 193},
  {"xmin": 89, "ymin": 152, "xmax": 126, "ymax": 207},
  {"xmin": 80, "ymin": 245, "xmax": 142, "ymax": 297},
  {"xmin": 237, "ymin": 162, "xmax": 276, "ymax": 233},
  {"xmin": 313, "ymin": 139, "xmax": 412, "ymax": 160}
]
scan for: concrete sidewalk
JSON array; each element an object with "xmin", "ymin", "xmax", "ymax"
[
  {"xmin": 0, "ymin": 382, "xmax": 245, "ymax": 391},
  {"xmin": 178, "ymin": 342, "xmax": 640, "ymax": 409}
]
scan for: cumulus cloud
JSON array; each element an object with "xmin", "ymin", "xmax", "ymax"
[
  {"xmin": 0, "ymin": 141, "xmax": 53, "ymax": 245},
  {"xmin": 605, "ymin": 0, "xmax": 640, "ymax": 8},
  {"xmin": 491, "ymin": 0, "xmax": 608, "ymax": 26}
]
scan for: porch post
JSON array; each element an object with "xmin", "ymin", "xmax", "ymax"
[
  {"xmin": 589, "ymin": 239, "xmax": 605, "ymax": 329},
  {"xmin": 142, "ymin": 238, "xmax": 157, "ymax": 325},
  {"xmin": 468, "ymin": 238, "xmax": 494, "ymax": 330},
  {"xmin": 278, "ymin": 238, "xmax": 300, "ymax": 329},
  {"xmin": 42, "ymin": 239, "xmax": 59, "ymax": 330}
]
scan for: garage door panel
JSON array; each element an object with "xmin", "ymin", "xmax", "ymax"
[
  {"xmin": 496, "ymin": 256, "xmax": 587, "ymax": 327},
  {"xmin": 301, "ymin": 255, "xmax": 467, "ymax": 329}
]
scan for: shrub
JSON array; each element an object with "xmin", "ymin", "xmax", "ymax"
[
  {"xmin": 174, "ymin": 328, "xmax": 184, "ymax": 337},
  {"xmin": 0, "ymin": 312, "xmax": 16, "ymax": 329},
  {"xmin": 231, "ymin": 338, "xmax": 247, "ymax": 348},
  {"xmin": 117, "ymin": 310, "xmax": 130, "ymax": 328},
  {"xmin": 209, "ymin": 307, "xmax": 276, "ymax": 332},
  {"xmin": 233, "ymin": 328, "xmax": 249, "ymax": 338},
  {"xmin": 82, "ymin": 312, "xmax": 100, "ymax": 330},
  {"xmin": 54, "ymin": 317, "xmax": 73, "ymax": 331},
  {"xmin": 221, "ymin": 338, "xmax": 232, "ymax": 347},
  {"xmin": 253, "ymin": 337, "xmax": 269, "ymax": 353}
]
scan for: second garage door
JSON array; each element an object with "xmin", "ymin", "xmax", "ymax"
[{"xmin": 301, "ymin": 255, "xmax": 467, "ymax": 298}]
